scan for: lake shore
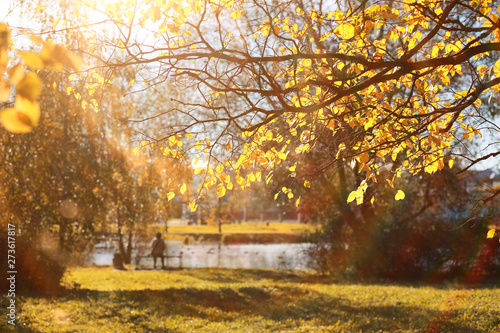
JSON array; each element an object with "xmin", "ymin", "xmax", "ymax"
[{"xmin": 175, "ymin": 232, "xmax": 304, "ymax": 244}]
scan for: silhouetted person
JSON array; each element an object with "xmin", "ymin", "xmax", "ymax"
[{"xmin": 151, "ymin": 232, "xmax": 166, "ymax": 269}]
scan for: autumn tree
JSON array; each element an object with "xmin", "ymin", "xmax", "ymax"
[
  {"xmin": 0, "ymin": 63, "xmax": 127, "ymax": 251},
  {"xmin": 3, "ymin": 0, "xmax": 500, "ymax": 218},
  {"xmin": 0, "ymin": 0, "xmax": 192, "ymax": 253},
  {"xmin": 60, "ymin": 0, "xmax": 499, "ymax": 216}
]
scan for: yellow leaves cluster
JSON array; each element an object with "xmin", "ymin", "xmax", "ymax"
[
  {"xmin": 86, "ymin": 0, "xmax": 499, "ymax": 211},
  {"xmin": 347, "ymin": 181, "xmax": 368, "ymax": 205},
  {"xmin": 0, "ymin": 69, "xmax": 42, "ymax": 133},
  {"xmin": 189, "ymin": 199, "xmax": 198, "ymax": 212},
  {"xmin": 22, "ymin": 40, "xmax": 82, "ymax": 72},
  {"xmin": 0, "ymin": 24, "xmax": 83, "ymax": 133},
  {"xmin": 0, "ymin": 96, "xmax": 40, "ymax": 133},
  {"xmin": 334, "ymin": 23, "xmax": 356, "ymax": 40}
]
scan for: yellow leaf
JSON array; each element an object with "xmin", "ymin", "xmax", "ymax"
[
  {"xmin": 304, "ymin": 180, "xmax": 311, "ymax": 188},
  {"xmin": 186, "ymin": 132, "xmax": 193, "ymax": 139},
  {"xmin": 296, "ymin": 197, "xmax": 300, "ymax": 207},
  {"xmin": 8, "ymin": 64, "xmax": 25, "ymax": 85},
  {"xmin": 216, "ymin": 164, "xmax": 224, "ymax": 174},
  {"xmin": 14, "ymin": 95, "xmax": 40, "ymax": 124},
  {"xmin": 152, "ymin": 6, "xmax": 161, "ymax": 22},
  {"xmin": 260, "ymin": 22, "xmax": 271, "ymax": 37},
  {"xmin": 356, "ymin": 194, "xmax": 364, "ymax": 205},
  {"xmin": 53, "ymin": 18, "xmax": 60, "ymax": 30},
  {"xmin": 217, "ymin": 184, "xmax": 226, "ymax": 198},
  {"xmin": 41, "ymin": 43, "xmax": 82, "ymax": 71},
  {"xmin": 167, "ymin": 192, "xmax": 175, "ymax": 201},
  {"xmin": 129, "ymin": 80, "xmax": 135, "ymax": 87},
  {"xmin": 189, "ymin": 199, "xmax": 198, "ymax": 212},
  {"xmin": 245, "ymin": 173, "xmax": 253, "ymax": 182},
  {"xmin": 347, "ymin": 190, "xmax": 356, "ymax": 203},
  {"xmin": 63, "ymin": 51, "xmax": 83, "ymax": 71},
  {"xmin": 334, "ymin": 10, "xmax": 343, "ymax": 21},
  {"xmin": 395, "ymin": 190, "xmax": 405, "ymax": 201},
  {"xmin": 0, "ymin": 80, "xmax": 10, "ymax": 101},
  {"xmin": 358, "ymin": 152, "xmax": 369, "ymax": 164},
  {"xmin": 180, "ymin": 183, "xmax": 187, "ymax": 194},
  {"xmin": 0, "ymin": 96, "xmax": 40, "ymax": 133},
  {"xmin": 334, "ymin": 23, "xmax": 355, "ymax": 39},
  {"xmin": 431, "ymin": 45, "xmax": 439, "ymax": 58},
  {"xmin": 230, "ymin": 10, "xmax": 242, "ymax": 19},
  {"xmin": 19, "ymin": 51, "xmax": 44, "ymax": 70},
  {"xmin": 302, "ymin": 58, "xmax": 312, "ymax": 67},
  {"xmin": 287, "ymin": 192, "xmax": 294, "ymax": 199},
  {"xmin": 487, "ymin": 229, "xmax": 495, "ymax": 238},
  {"xmin": 16, "ymin": 72, "xmax": 42, "ymax": 102},
  {"xmin": 449, "ymin": 159, "xmax": 454, "ymax": 169},
  {"xmin": 132, "ymin": 146, "xmax": 140, "ymax": 155},
  {"xmin": 494, "ymin": 59, "xmax": 500, "ymax": 78}
]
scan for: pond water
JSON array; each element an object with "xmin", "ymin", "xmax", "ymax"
[{"xmin": 91, "ymin": 242, "xmax": 313, "ymax": 270}]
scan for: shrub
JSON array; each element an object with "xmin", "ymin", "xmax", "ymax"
[
  {"xmin": 0, "ymin": 233, "xmax": 66, "ymax": 295},
  {"xmin": 305, "ymin": 214, "xmax": 500, "ymax": 283}
]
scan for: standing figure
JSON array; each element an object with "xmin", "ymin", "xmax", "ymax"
[{"xmin": 151, "ymin": 232, "xmax": 166, "ymax": 269}]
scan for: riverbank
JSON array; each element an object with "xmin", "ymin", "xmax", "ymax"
[
  {"xmin": 2, "ymin": 266, "xmax": 499, "ymax": 332},
  {"xmin": 179, "ymin": 232, "xmax": 303, "ymax": 244},
  {"xmin": 153, "ymin": 221, "xmax": 318, "ymax": 244},
  {"xmin": 165, "ymin": 221, "xmax": 317, "ymax": 234}
]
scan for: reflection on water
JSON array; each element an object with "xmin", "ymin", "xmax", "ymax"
[{"xmin": 92, "ymin": 242, "xmax": 313, "ymax": 270}]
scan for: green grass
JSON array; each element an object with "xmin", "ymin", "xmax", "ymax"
[{"xmin": 2, "ymin": 266, "xmax": 500, "ymax": 332}]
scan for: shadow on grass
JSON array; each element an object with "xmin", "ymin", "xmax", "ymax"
[
  {"xmin": 11, "ymin": 285, "xmax": 489, "ymax": 333},
  {"xmin": 174, "ymin": 268, "xmax": 500, "ymax": 290},
  {"xmin": 173, "ymin": 267, "xmax": 334, "ymax": 284}
]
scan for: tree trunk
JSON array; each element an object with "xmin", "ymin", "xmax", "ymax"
[
  {"xmin": 124, "ymin": 230, "xmax": 133, "ymax": 264},
  {"xmin": 116, "ymin": 204, "xmax": 128, "ymax": 265},
  {"xmin": 58, "ymin": 220, "xmax": 67, "ymax": 250}
]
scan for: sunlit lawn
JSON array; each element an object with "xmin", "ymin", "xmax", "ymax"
[
  {"xmin": 2, "ymin": 266, "xmax": 500, "ymax": 332},
  {"xmin": 161, "ymin": 221, "xmax": 317, "ymax": 234}
]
